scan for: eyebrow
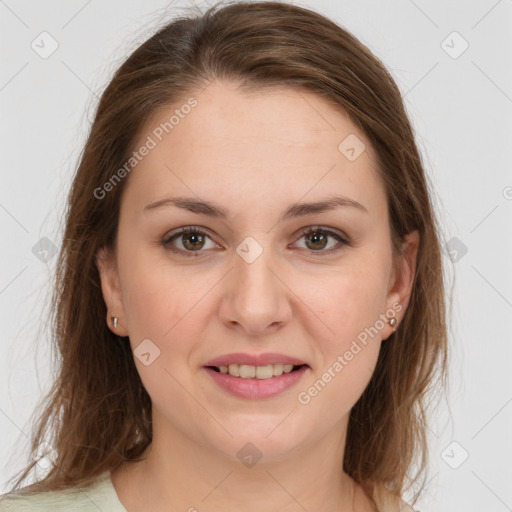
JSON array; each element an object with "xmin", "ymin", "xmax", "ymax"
[{"xmin": 143, "ymin": 195, "xmax": 368, "ymax": 222}]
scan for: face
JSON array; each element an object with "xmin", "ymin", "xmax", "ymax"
[{"xmin": 97, "ymin": 80, "xmax": 419, "ymax": 464}]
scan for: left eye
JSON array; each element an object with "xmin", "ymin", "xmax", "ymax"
[
  {"xmin": 161, "ymin": 226, "xmax": 349, "ymax": 258},
  {"xmin": 295, "ymin": 226, "xmax": 348, "ymax": 253}
]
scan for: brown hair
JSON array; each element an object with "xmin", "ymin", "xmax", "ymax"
[{"xmin": 2, "ymin": 0, "xmax": 449, "ymax": 505}]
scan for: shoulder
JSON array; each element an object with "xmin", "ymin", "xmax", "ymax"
[
  {"xmin": 0, "ymin": 472, "xmax": 126, "ymax": 512},
  {"xmin": 372, "ymin": 484, "xmax": 420, "ymax": 512}
]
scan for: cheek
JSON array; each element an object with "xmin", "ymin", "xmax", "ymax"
[
  {"xmin": 294, "ymin": 267, "xmax": 386, "ymax": 403},
  {"xmin": 119, "ymin": 261, "xmax": 207, "ymax": 402},
  {"xmin": 296, "ymin": 272, "xmax": 385, "ymax": 409},
  {"xmin": 118, "ymin": 254, "xmax": 224, "ymax": 398},
  {"xmin": 119, "ymin": 248, "xmax": 210, "ymax": 338},
  {"xmin": 299, "ymin": 266, "xmax": 388, "ymax": 344}
]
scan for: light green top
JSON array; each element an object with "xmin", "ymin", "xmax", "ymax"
[
  {"xmin": 0, "ymin": 471, "xmax": 417, "ymax": 511},
  {"xmin": 0, "ymin": 472, "xmax": 126, "ymax": 512}
]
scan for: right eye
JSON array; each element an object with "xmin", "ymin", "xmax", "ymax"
[{"xmin": 161, "ymin": 226, "xmax": 220, "ymax": 257}]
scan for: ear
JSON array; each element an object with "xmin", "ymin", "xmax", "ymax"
[
  {"xmin": 96, "ymin": 246, "xmax": 129, "ymax": 337},
  {"xmin": 384, "ymin": 229, "xmax": 420, "ymax": 339}
]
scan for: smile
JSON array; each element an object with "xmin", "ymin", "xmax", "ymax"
[
  {"xmin": 203, "ymin": 364, "xmax": 309, "ymax": 399},
  {"xmin": 208, "ymin": 363, "xmax": 303, "ymax": 379}
]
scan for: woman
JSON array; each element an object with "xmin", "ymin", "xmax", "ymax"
[{"xmin": 0, "ymin": 1, "xmax": 448, "ymax": 511}]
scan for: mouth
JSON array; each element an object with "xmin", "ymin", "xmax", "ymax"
[
  {"xmin": 205, "ymin": 363, "xmax": 308, "ymax": 380},
  {"xmin": 203, "ymin": 363, "xmax": 310, "ymax": 399}
]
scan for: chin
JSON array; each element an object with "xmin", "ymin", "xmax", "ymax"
[{"xmin": 214, "ymin": 429, "xmax": 305, "ymax": 464}]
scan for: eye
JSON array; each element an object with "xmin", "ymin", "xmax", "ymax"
[
  {"xmin": 161, "ymin": 226, "xmax": 218, "ymax": 257},
  {"xmin": 292, "ymin": 226, "xmax": 350, "ymax": 255},
  {"xmin": 161, "ymin": 225, "xmax": 350, "ymax": 258}
]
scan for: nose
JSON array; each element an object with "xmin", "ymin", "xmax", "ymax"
[{"xmin": 219, "ymin": 245, "xmax": 293, "ymax": 336}]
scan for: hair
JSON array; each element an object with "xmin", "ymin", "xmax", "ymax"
[{"xmin": 2, "ymin": 0, "xmax": 449, "ymax": 507}]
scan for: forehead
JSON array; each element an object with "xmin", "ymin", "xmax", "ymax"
[{"xmin": 122, "ymin": 80, "xmax": 387, "ymax": 218}]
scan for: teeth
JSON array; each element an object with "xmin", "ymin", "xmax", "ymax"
[{"xmin": 216, "ymin": 363, "xmax": 298, "ymax": 379}]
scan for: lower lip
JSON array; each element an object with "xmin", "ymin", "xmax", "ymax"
[{"xmin": 203, "ymin": 365, "xmax": 309, "ymax": 399}]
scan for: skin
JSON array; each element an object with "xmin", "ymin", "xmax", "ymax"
[{"xmin": 97, "ymin": 80, "xmax": 419, "ymax": 512}]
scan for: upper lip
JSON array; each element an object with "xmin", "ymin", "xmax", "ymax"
[{"xmin": 203, "ymin": 352, "xmax": 309, "ymax": 367}]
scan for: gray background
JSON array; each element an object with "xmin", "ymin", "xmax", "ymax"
[{"xmin": 1, "ymin": 0, "xmax": 511, "ymax": 510}]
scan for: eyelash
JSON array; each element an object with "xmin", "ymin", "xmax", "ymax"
[{"xmin": 161, "ymin": 225, "xmax": 350, "ymax": 258}]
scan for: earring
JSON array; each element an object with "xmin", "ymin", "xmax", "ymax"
[
  {"xmin": 112, "ymin": 317, "xmax": 118, "ymax": 329},
  {"xmin": 389, "ymin": 317, "xmax": 397, "ymax": 332}
]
